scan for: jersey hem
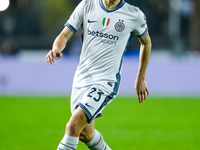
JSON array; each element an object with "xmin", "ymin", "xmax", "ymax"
[
  {"xmin": 137, "ymin": 28, "xmax": 148, "ymax": 38},
  {"xmin": 65, "ymin": 22, "xmax": 77, "ymax": 33}
]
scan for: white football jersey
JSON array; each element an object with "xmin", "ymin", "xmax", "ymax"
[{"xmin": 66, "ymin": 0, "xmax": 148, "ymax": 95}]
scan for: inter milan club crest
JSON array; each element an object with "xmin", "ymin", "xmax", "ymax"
[{"xmin": 115, "ymin": 19, "xmax": 125, "ymax": 32}]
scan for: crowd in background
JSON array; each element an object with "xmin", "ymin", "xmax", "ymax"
[{"xmin": 0, "ymin": 0, "xmax": 200, "ymax": 55}]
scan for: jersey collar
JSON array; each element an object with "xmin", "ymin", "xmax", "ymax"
[{"xmin": 99, "ymin": 0, "xmax": 125, "ymax": 13}]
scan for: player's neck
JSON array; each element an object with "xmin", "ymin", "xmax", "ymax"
[{"xmin": 102, "ymin": 0, "xmax": 121, "ymax": 10}]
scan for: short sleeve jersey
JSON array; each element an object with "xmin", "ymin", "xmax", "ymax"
[{"xmin": 66, "ymin": 0, "xmax": 148, "ymax": 94}]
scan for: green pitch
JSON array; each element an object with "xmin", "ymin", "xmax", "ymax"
[{"xmin": 0, "ymin": 96, "xmax": 200, "ymax": 150}]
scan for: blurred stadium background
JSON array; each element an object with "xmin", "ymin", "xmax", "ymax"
[
  {"xmin": 0, "ymin": 0, "xmax": 200, "ymax": 96},
  {"xmin": 0, "ymin": 0, "xmax": 200, "ymax": 150}
]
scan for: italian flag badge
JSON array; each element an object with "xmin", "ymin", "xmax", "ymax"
[{"xmin": 102, "ymin": 17, "xmax": 110, "ymax": 27}]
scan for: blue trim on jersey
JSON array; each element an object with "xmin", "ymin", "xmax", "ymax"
[
  {"xmin": 137, "ymin": 28, "xmax": 148, "ymax": 38},
  {"xmin": 113, "ymin": 73, "xmax": 121, "ymax": 95},
  {"xmin": 113, "ymin": 32, "xmax": 133, "ymax": 95},
  {"xmin": 81, "ymin": 24, "xmax": 84, "ymax": 43},
  {"xmin": 65, "ymin": 22, "xmax": 77, "ymax": 33},
  {"xmin": 99, "ymin": 0, "xmax": 125, "ymax": 13}
]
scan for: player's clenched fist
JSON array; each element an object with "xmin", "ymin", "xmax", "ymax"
[{"xmin": 45, "ymin": 49, "xmax": 63, "ymax": 65}]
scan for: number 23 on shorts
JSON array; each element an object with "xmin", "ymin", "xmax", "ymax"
[{"xmin": 87, "ymin": 87, "xmax": 104, "ymax": 102}]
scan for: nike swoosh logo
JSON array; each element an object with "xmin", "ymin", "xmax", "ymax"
[
  {"xmin": 88, "ymin": 20, "xmax": 98, "ymax": 23},
  {"xmin": 85, "ymin": 103, "xmax": 94, "ymax": 109}
]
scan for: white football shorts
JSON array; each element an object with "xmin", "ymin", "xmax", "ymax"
[{"xmin": 70, "ymin": 83, "xmax": 115, "ymax": 124}]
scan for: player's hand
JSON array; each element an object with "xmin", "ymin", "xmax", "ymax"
[
  {"xmin": 134, "ymin": 78, "xmax": 149, "ymax": 103},
  {"xmin": 45, "ymin": 49, "xmax": 63, "ymax": 65}
]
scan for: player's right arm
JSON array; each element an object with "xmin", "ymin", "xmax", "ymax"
[
  {"xmin": 45, "ymin": 26, "xmax": 74, "ymax": 65},
  {"xmin": 46, "ymin": 0, "xmax": 85, "ymax": 65}
]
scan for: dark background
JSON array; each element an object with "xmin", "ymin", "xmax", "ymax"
[{"xmin": 0, "ymin": 0, "xmax": 199, "ymax": 55}]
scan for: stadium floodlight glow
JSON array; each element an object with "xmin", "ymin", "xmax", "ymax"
[{"xmin": 0, "ymin": 0, "xmax": 10, "ymax": 11}]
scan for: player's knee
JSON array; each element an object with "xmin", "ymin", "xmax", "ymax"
[
  {"xmin": 66, "ymin": 121, "xmax": 78, "ymax": 135},
  {"xmin": 79, "ymin": 130, "xmax": 94, "ymax": 143}
]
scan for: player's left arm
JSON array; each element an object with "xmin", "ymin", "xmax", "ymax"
[{"xmin": 134, "ymin": 31, "xmax": 152, "ymax": 103}]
